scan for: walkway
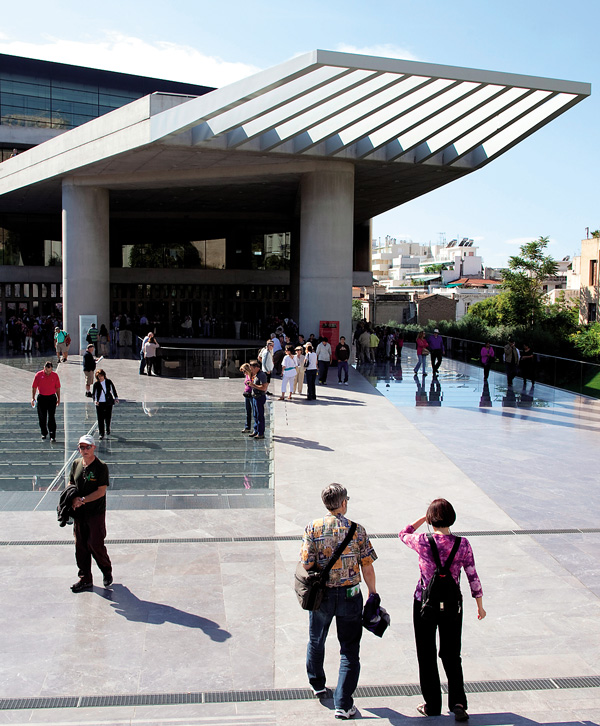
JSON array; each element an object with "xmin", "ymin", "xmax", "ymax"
[{"xmin": 0, "ymin": 349, "xmax": 598, "ymax": 725}]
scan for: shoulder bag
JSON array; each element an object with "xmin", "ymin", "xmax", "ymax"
[{"xmin": 294, "ymin": 522, "xmax": 357, "ymax": 611}]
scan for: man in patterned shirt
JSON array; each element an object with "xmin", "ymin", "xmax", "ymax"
[{"xmin": 300, "ymin": 484, "xmax": 377, "ymax": 720}]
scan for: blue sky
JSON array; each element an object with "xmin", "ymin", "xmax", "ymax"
[{"xmin": 1, "ymin": 0, "xmax": 596, "ymax": 267}]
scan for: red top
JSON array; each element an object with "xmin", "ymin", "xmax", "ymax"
[{"xmin": 33, "ymin": 370, "xmax": 61, "ymax": 396}]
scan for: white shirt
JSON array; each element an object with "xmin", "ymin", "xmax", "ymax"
[{"xmin": 316, "ymin": 342, "xmax": 332, "ymax": 361}]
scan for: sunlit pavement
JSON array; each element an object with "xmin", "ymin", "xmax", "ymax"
[{"xmin": 0, "ymin": 349, "xmax": 598, "ymax": 725}]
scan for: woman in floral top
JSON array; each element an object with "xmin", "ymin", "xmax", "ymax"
[{"xmin": 399, "ymin": 499, "xmax": 486, "ymax": 722}]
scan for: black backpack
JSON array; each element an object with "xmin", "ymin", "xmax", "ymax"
[{"xmin": 420, "ymin": 534, "xmax": 463, "ymax": 622}]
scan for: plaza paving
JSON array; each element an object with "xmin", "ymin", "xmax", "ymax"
[{"xmin": 0, "ymin": 348, "xmax": 598, "ymax": 726}]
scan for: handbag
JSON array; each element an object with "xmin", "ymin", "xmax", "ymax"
[
  {"xmin": 422, "ymin": 348, "xmax": 430, "ymax": 356},
  {"xmin": 294, "ymin": 522, "xmax": 357, "ymax": 611}
]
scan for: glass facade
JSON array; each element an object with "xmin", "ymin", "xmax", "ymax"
[{"xmin": 0, "ymin": 53, "xmax": 213, "ymax": 131}]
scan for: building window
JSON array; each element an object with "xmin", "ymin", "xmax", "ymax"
[
  {"xmin": 588, "ymin": 303, "xmax": 597, "ymax": 323},
  {"xmin": 590, "ymin": 259, "xmax": 598, "ymax": 287}
]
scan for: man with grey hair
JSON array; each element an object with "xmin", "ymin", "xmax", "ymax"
[{"xmin": 300, "ymin": 484, "xmax": 378, "ymax": 720}]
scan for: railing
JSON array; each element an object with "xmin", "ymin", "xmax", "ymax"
[
  {"xmin": 144, "ymin": 345, "xmax": 261, "ymax": 379},
  {"xmin": 441, "ymin": 336, "xmax": 600, "ymax": 398}
]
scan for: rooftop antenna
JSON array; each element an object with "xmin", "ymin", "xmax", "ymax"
[{"xmin": 438, "ymin": 232, "xmax": 446, "ymax": 246}]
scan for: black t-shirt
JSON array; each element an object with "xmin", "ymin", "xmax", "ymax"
[
  {"xmin": 252, "ymin": 370, "xmax": 268, "ymax": 397},
  {"xmin": 69, "ymin": 456, "xmax": 109, "ymax": 518},
  {"xmin": 82, "ymin": 351, "xmax": 96, "ymax": 372},
  {"xmin": 335, "ymin": 343, "xmax": 350, "ymax": 361}
]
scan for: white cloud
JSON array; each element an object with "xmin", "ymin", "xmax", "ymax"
[
  {"xmin": 0, "ymin": 32, "xmax": 261, "ymax": 87},
  {"xmin": 335, "ymin": 43, "xmax": 420, "ymax": 62}
]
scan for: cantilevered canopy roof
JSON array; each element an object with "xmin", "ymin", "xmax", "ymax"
[
  {"xmin": 0, "ymin": 50, "xmax": 590, "ymax": 221},
  {"xmin": 155, "ymin": 49, "xmax": 590, "ymax": 168}
]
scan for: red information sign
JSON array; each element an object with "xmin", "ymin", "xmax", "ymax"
[{"xmin": 319, "ymin": 320, "xmax": 339, "ymax": 360}]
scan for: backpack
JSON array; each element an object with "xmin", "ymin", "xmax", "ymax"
[{"xmin": 420, "ymin": 534, "xmax": 462, "ymax": 622}]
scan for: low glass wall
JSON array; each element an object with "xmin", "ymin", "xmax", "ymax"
[
  {"xmin": 442, "ymin": 336, "xmax": 600, "ymax": 398},
  {"xmin": 144, "ymin": 345, "xmax": 261, "ymax": 379}
]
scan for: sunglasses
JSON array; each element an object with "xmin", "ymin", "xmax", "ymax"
[{"xmin": 78, "ymin": 444, "xmax": 92, "ymax": 451}]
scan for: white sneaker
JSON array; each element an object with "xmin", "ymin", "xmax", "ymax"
[
  {"xmin": 335, "ymin": 705, "xmax": 357, "ymax": 719},
  {"xmin": 344, "ymin": 382, "xmax": 349, "ymax": 386},
  {"xmin": 338, "ymin": 381, "xmax": 343, "ymax": 385}
]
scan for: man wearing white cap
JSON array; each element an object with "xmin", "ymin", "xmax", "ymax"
[{"xmin": 68, "ymin": 435, "xmax": 113, "ymax": 593}]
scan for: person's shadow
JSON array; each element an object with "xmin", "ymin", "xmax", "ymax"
[{"xmin": 101, "ymin": 584, "xmax": 231, "ymax": 642}]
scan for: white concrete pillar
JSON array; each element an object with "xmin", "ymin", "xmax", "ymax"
[
  {"xmin": 62, "ymin": 182, "xmax": 110, "ymax": 350},
  {"xmin": 299, "ymin": 164, "xmax": 354, "ymax": 341}
]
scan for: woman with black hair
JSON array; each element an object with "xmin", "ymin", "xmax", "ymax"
[
  {"xmin": 93, "ymin": 369, "xmax": 119, "ymax": 440},
  {"xmin": 399, "ymin": 499, "xmax": 486, "ymax": 722}
]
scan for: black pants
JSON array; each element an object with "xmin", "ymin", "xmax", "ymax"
[
  {"xmin": 37, "ymin": 394, "xmax": 57, "ymax": 437},
  {"xmin": 430, "ymin": 351, "xmax": 442, "ymax": 374},
  {"xmin": 318, "ymin": 360, "xmax": 330, "ymax": 383},
  {"xmin": 505, "ymin": 362, "xmax": 517, "ymax": 386},
  {"xmin": 413, "ymin": 598, "xmax": 466, "ymax": 714},
  {"xmin": 74, "ymin": 512, "xmax": 112, "ymax": 582},
  {"xmin": 305, "ymin": 369, "xmax": 317, "ymax": 400},
  {"xmin": 96, "ymin": 402, "xmax": 113, "ymax": 436}
]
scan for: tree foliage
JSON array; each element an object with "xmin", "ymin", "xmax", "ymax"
[
  {"xmin": 501, "ymin": 236, "xmax": 558, "ymax": 327},
  {"xmin": 571, "ymin": 323, "xmax": 600, "ymax": 359}
]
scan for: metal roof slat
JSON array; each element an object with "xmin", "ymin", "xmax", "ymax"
[
  {"xmin": 225, "ymin": 68, "xmax": 387, "ymax": 150},
  {"xmin": 446, "ymin": 89, "xmax": 563, "ymax": 167},
  {"xmin": 332, "ymin": 78, "xmax": 462, "ymax": 161},
  {"xmin": 191, "ymin": 65, "xmax": 357, "ymax": 146}
]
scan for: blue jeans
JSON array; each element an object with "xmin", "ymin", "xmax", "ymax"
[
  {"xmin": 251, "ymin": 395, "xmax": 265, "ymax": 435},
  {"xmin": 306, "ymin": 585, "xmax": 363, "ymax": 711},
  {"xmin": 244, "ymin": 396, "xmax": 252, "ymax": 429},
  {"xmin": 337, "ymin": 360, "xmax": 349, "ymax": 382},
  {"xmin": 414, "ymin": 354, "xmax": 428, "ymax": 374}
]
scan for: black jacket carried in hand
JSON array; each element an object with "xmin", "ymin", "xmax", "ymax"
[{"xmin": 57, "ymin": 485, "xmax": 78, "ymax": 527}]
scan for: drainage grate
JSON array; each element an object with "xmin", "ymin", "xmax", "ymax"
[
  {"xmin": 1, "ymin": 526, "xmax": 599, "ymax": 547},
  {"xmin": 0, "ymin": 676, "xmax": 598, "ymax": 711}
]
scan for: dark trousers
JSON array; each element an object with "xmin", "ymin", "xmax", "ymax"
[
  {"xmin": 96, "ymin": 402, "xmax": 113, "ymax": 436},
  {"xmin": 505, "ymin": 362, "xmax": 517, "ymax": 386},
  {"xmin": 338, "ymin": 360, "xmax": 349, "ymax": 382},
  {"xmin": 483, "ymin": 362, "xmax": 492, "ymax": 380},
  {"xmin": 139, "ymin": 350, "xmax": 146, "ymax": 374},
  {"xmin": 318, "ymin": 360, "xmax": 330, "ymax": 383},
  {"xmin": 74, "ymin": 512, "xmax": 112, "ymax": 582},
  {"xmin": 430, "ymin": 351, "xmax": 442, "ymax": 374},
  {"xmin": 37, "ymin": 394, "xmax": 57, "ymax": 437},
  {"xmin": 251, "ymin": 395, "xmax": 265, "ymax": 435},
  {"xmin": 244, "ymin": 396, "xmax": 253, "ymax": 429},
  {"xmin": 146, "ymin": 356, "xmax": 160, "ymax": 375},
  {"xmin": 305, "ymin": 369, "xmax": 317, "ymax": 400},
  {"xmin": 413, "ymin": 599, "xmax": 466, "ymax": 714}
]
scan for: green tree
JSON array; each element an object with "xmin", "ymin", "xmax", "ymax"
[
  {"xmin": 501, "ymin": 236, "xmax": 558, "ymax": 327},
  {"xmin": 423, "ymin": 263, "xmax": 448, "ymax": 274},
  {"xmin": 352, "ymin": 299, "xmax": 364, "ymax": 321},
  {"xmin": 571, "ymin": 323, "xmax": 600, "ymax": 359},
  {"xmin": 468, "ymin": 294, "xmax": 505, "ymax": 326}
]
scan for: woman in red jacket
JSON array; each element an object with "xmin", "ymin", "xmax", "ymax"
[{"xmin": 414, "ymin": 331, "xmax": 429, "ymax": 375}]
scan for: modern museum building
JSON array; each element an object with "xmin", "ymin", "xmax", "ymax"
[{"xmin": 0, "ymin": 49, "xmax": 590, "ymax": 343}]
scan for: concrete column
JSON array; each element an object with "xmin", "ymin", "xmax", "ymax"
[
  {"xmin": 62, "ymin": 182, "xmax": 110, "ymax": 350},
  {"xmin": 299, "ymin": 164, "xmax": 354, "ymax": 341}
]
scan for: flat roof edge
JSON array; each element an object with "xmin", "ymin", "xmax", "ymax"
[{"xmin": 314, "ymin": 49, "xmax": 591, "ymax": 96}]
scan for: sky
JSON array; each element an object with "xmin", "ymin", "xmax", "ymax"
[{"xmin": 1, "ymin": 0, "xmax": 597, "ymax": 268}]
